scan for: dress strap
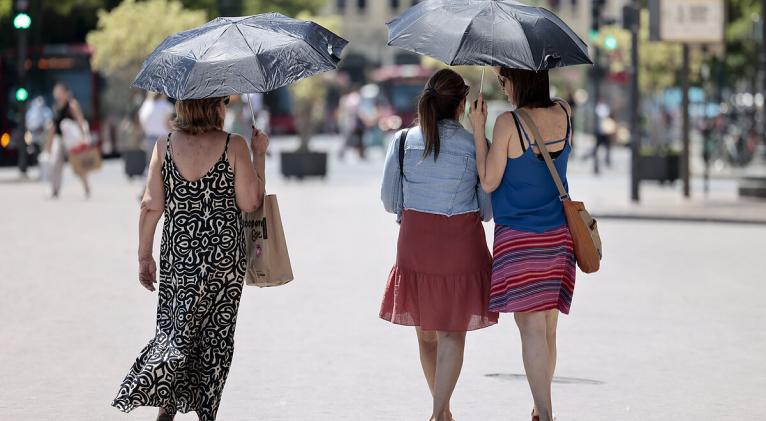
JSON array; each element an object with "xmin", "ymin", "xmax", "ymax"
[
  {"xmin": 223, "ymin": 132, "xmax": 232, "ymax": 160},
  {"xmin": 165, "ymin": 132, "xmax": 172, "ymax": 159}
]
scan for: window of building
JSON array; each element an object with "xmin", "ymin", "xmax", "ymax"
[
  {"xmin": 391, "ymin": 0, "xmax": 401, "ymax": 10},
  {"xmin": 336, "ymin": 0, "xmax": 346, "ymax": 12},
  {"xmin": 357, "ymin": 0, "xmax": 367, "ymax": 13}
]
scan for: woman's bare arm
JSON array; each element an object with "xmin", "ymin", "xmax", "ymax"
[
  {"xmin": 469, "ymin": 95, "xmax": 512, "ymax": 193},
  {"xmin": 138, "ymin": 138, "xmax": 165, "ymax": 292},
  {"xmin": 232, "ymin": 129, "xmax": 268, "ymax": 212}
]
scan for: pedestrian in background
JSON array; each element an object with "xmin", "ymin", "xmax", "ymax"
[
  {"xmin": 46, "ymin": 82, "xmax": 92, "ymax": 199},
  {"xmin": 111, "ymin": 96, "xmax": 269, "ymax": 421},
  {"xmin": 592, "ymin": 98, "xmax": 614, "ymax": 174},
  {"xmin": 138, "ymin": 92, "xmax": 174, "ymax": 163},
  {"xmin": 470, "ymin": 67, "xmax": 576, "ymax": 421},
  {"xmin": 380, "ymin": 69, "xmax": 497, "ymax": 421}
]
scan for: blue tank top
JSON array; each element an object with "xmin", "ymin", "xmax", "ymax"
[{"xmin": 491, "ymin": 104, "xmax": 571, "ymax": 233}]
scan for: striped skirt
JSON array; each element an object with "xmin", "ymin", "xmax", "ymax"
[{"xmin": 489, "ymin": 224, "xmax": 576, "ymax": 314}]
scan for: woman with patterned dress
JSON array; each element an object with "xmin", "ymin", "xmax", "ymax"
[
  {"xmin": 112, "ymin": 96, "xmax": 268, "ymax": 421},
  {"xmin": 469, "ymin": 68, "xmax": 576, "ymax": 421},
  {"xmin": 380, "ymin": 69, "xmax": 498, "ymax": 421}
]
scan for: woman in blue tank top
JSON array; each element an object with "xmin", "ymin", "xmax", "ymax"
[{"xmin": 469, "ymin": 67, "xmax": 576, "ymax": 421}]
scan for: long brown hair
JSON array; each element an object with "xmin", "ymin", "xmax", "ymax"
[
  {"xmin": 499, "ymin": 67, "xmax": 554, "ymax": 108},
  {"xmin": 417, "ymin": 69, "xmax": 469, "ymax": 160}
]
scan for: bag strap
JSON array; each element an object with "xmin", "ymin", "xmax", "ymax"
[
  {"xmin": 398, "ymin": 128, "xmax": 410, "ymax": 177},
  {"xmin": 515, "ymin": 109, "xmax": 570, "ymax": 201}
]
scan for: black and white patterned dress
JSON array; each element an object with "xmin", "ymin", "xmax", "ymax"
[{"xmin": 112, "ymin": 133, "xmax": 246, "ymax": 420}]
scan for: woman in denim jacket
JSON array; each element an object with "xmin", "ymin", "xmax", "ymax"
[{"xmin": 379, "ymin": 69, "xmax": 497, "ymax": 421}]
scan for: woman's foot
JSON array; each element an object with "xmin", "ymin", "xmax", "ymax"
[
  {"xmin": 157, "ymin": 408, "xmax": 174, "ymax": 421},
  {"xmin": 531, "ymin": 408, "xmax": 540, "ymax": 421}
]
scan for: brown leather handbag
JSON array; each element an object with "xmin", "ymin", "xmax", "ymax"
[{"xmin": 516, "ymin": 109, "xmax": 602, "ymax": 273}]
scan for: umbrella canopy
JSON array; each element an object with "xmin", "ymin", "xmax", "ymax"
[
  {"xmin": 387, "ymin": 0, "xmax": 591, "ymax": 71},
  {"xmin": 133, "ymin": 13, "xmax": 348, "ymax": 100}
]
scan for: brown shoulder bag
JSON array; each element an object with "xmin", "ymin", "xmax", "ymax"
[{"xmin": 516, "ymin": 109, "xmax": 602, "ymax": 273}]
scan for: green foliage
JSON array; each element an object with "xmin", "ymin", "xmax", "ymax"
[
  {"xmin": 87, "ymin": 0, "xmax": 206, "ymax": 83},
  {"xmin": 724, "ymin": 0, "xmax": 761, "ymax": 86},
  {"xmin": 0, "ymin": 0, "xmax": 10, "ymax": 19},
  {"xmin": 243, "ymin": 0, "xmax": 325, "ymax": 16}
]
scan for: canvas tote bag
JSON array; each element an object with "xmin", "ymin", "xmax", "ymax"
[
  {"xmin": 243, "ymin": 194, "xmax": 294, "ymax": 287},
  {"xmin": 516, "ymin": 109, "xmax": 602, "ymax": 273}
]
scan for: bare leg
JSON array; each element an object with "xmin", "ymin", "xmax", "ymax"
[
  {"xmin": 532, "ymin": 309, "xmax": 559, "ymax": 418},
  {"xmin": 515, "ymin": 312, "xmax": 553, "ymax": 421},
  {"xmin": 77, "ymin": 174, "xmax": 91, "ymax": 199},
  {"xmin": 416, "ymin": 328, "xmax": 438, "ymax": 396},
  {"xmin": 50, "ymin": 140, "xmax": 65, "ymax": 197},
  {"xmin": 431, "ymin": 331, "xmax": 466, "ymax": 421}
]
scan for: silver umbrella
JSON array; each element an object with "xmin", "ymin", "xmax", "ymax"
[{"xmin": 133, "ymin": 13, "xmax": 348, "ymax": 122}]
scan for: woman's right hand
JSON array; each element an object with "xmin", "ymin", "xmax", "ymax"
[
  {"xmin": 251, "ymin": 127, "xmax": 269, "ymax": 156},
  {"xmin": 138, "ymin": 256, "xmax": 157, "ymax": 292},
  {"xmin": 469, "ymin": 94, "xmax": 488, "ymax": 134}
]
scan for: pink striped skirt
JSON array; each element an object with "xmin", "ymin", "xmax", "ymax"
[{"xmin": 489, "ymin": 224, "xmax": 576, "ymax": 314}]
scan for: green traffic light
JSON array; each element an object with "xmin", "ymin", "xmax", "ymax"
[
  {"xmin": 13, "ymin": 12, "xmax": 32, "ymax": 30},
  {"xmin": 604, "ymin": 35, "xmax": 618, "ymax": 50},
  {"xmin": 15, "ymin": 88, "xmax": 29, "ymax": 102},
  {"xmin": 589, "ymin": 29, "xmax": 599, "ymax": 41}
]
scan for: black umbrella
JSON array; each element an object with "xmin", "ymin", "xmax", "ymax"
[
  {"xmin": 133, "ymin": 13, "xmax": 348, "ymax": 103},
  {"xmin": 387, "ymin": 0, "xmax": 591, "ymax": 71}
]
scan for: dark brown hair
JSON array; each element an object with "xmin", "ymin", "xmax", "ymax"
[
  {"xmin": 173, "ymin": 97, "xmax": 225, "ymax": 135},
  {"xmin": 500, "ymin": 68, "xmax": 554, "ymax": 108},
  {"xmin": 417, "ymin": 69, "xmax": 469, "ymax": 160}
]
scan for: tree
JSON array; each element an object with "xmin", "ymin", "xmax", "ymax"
[
  {"xmin": 289, "ymin": 12, "xmax": 342, "ymax": 150},
  {"xmin": 87, "ymin": 0, "xmax": 206, "ymax": 113},
  {"xmin": 243, "ymin": 0, "xmax": 325, "ymax": 16}
]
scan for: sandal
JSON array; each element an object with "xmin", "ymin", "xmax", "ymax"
[{"xmin": 531, "ymin": 409, "xmax": 540, "ymax": 421}]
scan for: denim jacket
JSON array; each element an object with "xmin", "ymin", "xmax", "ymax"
[{"xmin": 381, "ymin": 119, "xmax": 492, "ymax": 222}]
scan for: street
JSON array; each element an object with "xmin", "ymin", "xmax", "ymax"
[{"xmin": 1, "ymin": 137, "xmax": 765, "ymax": 421}]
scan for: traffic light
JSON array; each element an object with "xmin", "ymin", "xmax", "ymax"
[
  {"xmin": 604, "ymin": 35, "xmax": 618, "ymax": 50},
  {"xmin": 15, "ymin": 87, "xmax": 29, "ymax": 102},
  {"xmin": 591, "ymin": 0, "xmax": 606, "ymax": 40},
  {"xmin": 13, "ymin": 12, "xmax": 31, "ymax": 30}
]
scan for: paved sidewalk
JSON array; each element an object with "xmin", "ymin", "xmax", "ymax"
[{"xmin": 1, "ymin": 136, "xmax": 765, "ymax": 421}]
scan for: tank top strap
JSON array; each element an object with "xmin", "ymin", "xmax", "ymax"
[
  {"xmin": 555, "ymin": 101, "xmax": 572, "ymax": 143},
  {"xmin": 510, "ymin": 111, "xmax": 529, "ymax": 152}
]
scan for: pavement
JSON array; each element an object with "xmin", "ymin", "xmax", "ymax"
[{"xmin": 1, "ymin": 135, "xmax": 765, "ymax": 421}]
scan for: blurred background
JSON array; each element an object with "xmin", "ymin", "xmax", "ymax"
[
  {"xmin": 1, "ymin": 1, "xmax": 765, "ymax": 420},
  {"xmin": 1, "ymin": 0, "xmax": 765, "ymax": 199}
]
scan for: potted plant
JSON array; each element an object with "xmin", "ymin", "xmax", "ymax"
[
  {"xmin": 639, "ymin": 146, "xmax": 680, "ymax": 183},
  {"xmin": 280, "ymin": 74, "xmax": 330, "ymax": 179}
]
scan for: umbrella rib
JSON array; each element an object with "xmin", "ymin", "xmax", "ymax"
[
  {"xmin": 196, "ymin": 25, "xmax": 235, "ymax": 61},
  {"xmin": 447, "ymin": 3, "xmax": 487, "ymax": 65}
]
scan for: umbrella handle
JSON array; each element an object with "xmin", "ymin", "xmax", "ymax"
[
  {"xmin": 479, "ymin": 68, "xmax": 485, "ymax": 95},
  {"xmin": 248, "ymin": 95, "xmax": 257, "ymax": 132}
]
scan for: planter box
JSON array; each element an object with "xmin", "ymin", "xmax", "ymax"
[
  {"xmin": 280, "ymin": 151, "xmax": 327, "ymax": 179},
  {"xmin": 639, "ymin": 154, "xmax": 680, "ymax": 183}
]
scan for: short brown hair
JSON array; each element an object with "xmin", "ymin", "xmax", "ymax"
[
  {"xmin": 500, "ymin": 68, "xmax": 554, "ymax": 109},
  {"xmin": 173, "ymin": 97, "xmax": 224, "ymax": 135}
]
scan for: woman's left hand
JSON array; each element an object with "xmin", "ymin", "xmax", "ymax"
[
  {"xmin": 469, "ymin": 95, "xmax": 488, "ymax": 134},
  {"xmin": 139, "ymin": 256, "xmax": 157, "ymax": 292}
]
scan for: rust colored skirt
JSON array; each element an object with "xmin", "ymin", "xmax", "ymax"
[{"xmin": 379, "ymin": 210, "xmax": 498, "ymax": 331}]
